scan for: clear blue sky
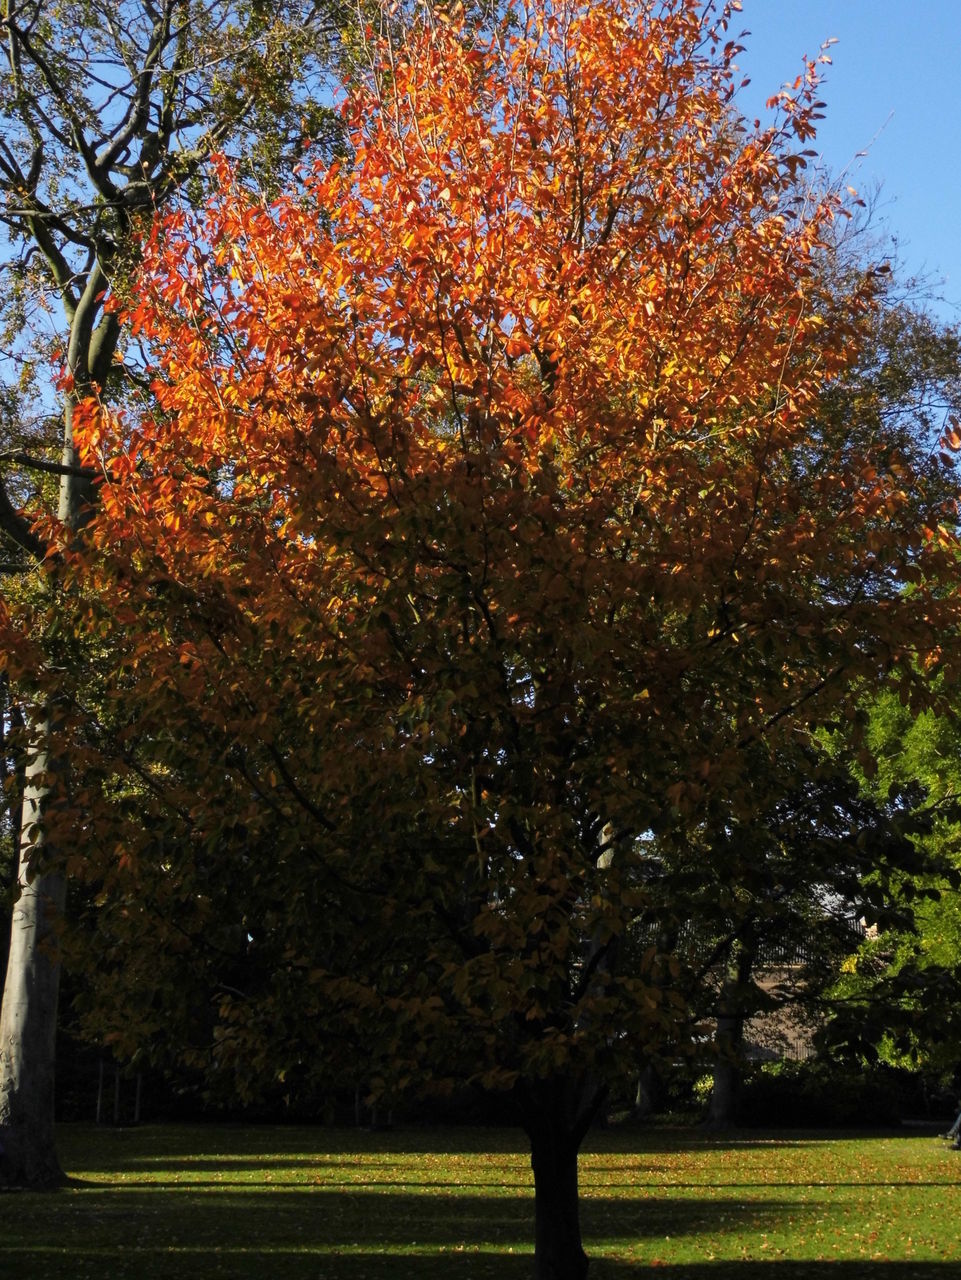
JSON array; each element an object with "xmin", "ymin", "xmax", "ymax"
[{"xmin": 733, "ymin": 1, "xmax": 960, "ymax": 322}]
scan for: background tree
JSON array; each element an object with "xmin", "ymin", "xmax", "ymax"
[
  {"xmin": 787, "ymin": 295, "xmax": 961, "ymax": 1082},
  {"xmin": 683, "ymin": 293, "xmax": 961, "ymax": 1126},
  {"xmin": 10, "ymin": 0, "xmax": 961, "ymax": 1273},
  {"xmin": 826, "ymin": 692, "xmax": 961, "ymax": 1074},
  {"xmin": 0, "ymin": 0, "xmax": 343, "ymax": 1187},
  {"xmin": 623, "ymin": 738, "xmax": 945, "ymax": 1128}
]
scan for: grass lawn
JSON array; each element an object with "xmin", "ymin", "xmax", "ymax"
[{"xmin": 1, "ymin": 1123, "xmax": 958, "ymax": 1277}]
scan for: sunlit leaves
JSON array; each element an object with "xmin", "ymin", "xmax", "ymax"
[{"xmin": 30, "ymin": 0, "xmax": 961, "ymax": 1114}]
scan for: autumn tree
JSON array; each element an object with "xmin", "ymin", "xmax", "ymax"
[
  {"xmin": 13, "ymin": 0, "xmax": 961, "ymax": 1271},
  {"xmin": 0, "ymin": 0, "xmax": 344, "ymax": 1187}
]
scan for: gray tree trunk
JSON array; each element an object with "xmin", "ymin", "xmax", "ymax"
[
  {"xmin": 0, "ymin": 353, "xmax": 93, "ymax": 1185},
  {"xmin": 0, "ymin": 231, "xmax": 117, "ymax": 1185},
  {"xmin": 0, "ymin": 724, "xmax": 67, "ymax": 1186}
]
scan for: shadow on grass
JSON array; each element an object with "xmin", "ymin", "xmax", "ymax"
[
  {"xmin": 27, "ymin": 1126, "xmax": 954, "ymax": 1279},
  {"xmin": 2, "ymin": 1185, "xmax": 804, "ymax": 1242},
  {"xmin": 3, "ymin": 1256, "xmax": 961, "ymax": 1280},
  {"xmin": 2, "ymin": 1181, "xmax": 957, "ymax": 1279},
  {"xmin": 0, "ymin": 1186, "xmax": 825, "ymax": 1276}
]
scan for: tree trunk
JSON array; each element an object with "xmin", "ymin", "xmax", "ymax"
[
  {"xmin": 707, "ymin": 1018, "xmax": 742, "ymax": 1128},
  {"xmin": 707, "ymin": 939, "xmax": 755, "ymax": 1128},
  {"xmin": 0, "ymin": 717, "xmax": 67, "ymax": 1186},
  {"xmin": 632, "ymin": 928, "xmax": 676, "ymax": 1121},
  {"xmin": 634, "ymin": 1061, "xmax": 662, "ymax": 1119},
  {"xmin": 0, "ymin": 282, "xmax": 112, "ymax": 1186},
  {"xmin": 519, "ymin": 1072, "xmax": 605, "ymax": 1280},
  {"xmin": 528, "ymin": 1121, "xmax": 589, "ymax": 1280}
]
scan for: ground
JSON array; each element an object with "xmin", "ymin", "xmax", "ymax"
[{"xmin": 1, "ymin": 1123, "xmax": 958, "ymax": 1276}]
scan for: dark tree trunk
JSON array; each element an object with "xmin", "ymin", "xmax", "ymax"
[
  {"xmin": 529, "ymin": 1121, "xmax": 588, "ymax": 1280},
  {"xmin": 707, "ymin": 939, "xmax": 755, "ymax": 1128},
  {"xmin": 519, "ymin": 1075, "xmax": 605, "ymax": 1280},
  {"xmin": 633, "ymin": 928, "xmax": 676, "ymax": 1121}
]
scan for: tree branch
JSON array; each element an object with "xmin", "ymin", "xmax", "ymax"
[
  {"xmin": 0, "ymin": 451, "xmax": 97, "ymax": 480},
  {"xmin": 0, "ymin": 472, "xmax": 44, "ymax": 559}
]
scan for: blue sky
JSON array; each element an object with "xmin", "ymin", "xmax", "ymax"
[{"xmin": 732, "ymin": 1, "xmax": 960, "ymax": 322}]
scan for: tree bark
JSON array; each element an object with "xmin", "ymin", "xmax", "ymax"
[
  {"xmin": 519, "ymin": 1072, "xmax": 606, "ymax": 1280},
  {"xmin": 0, "ymin": 249, "xmax": 118, "ymax": 1186},
  {"xmin": 0, "ymin": 720, "xmax": 67, "ymax": 1186},
  {"xmin": 528, "ymin": 1120, "xmax": 589, "ymax": 1280},
  {"xmin": 634, "ymin": 1060, "xmax": 662, "ymax": 1119},
  {"xmin": 707, "ymin": 1023, "xmax": 742, "ymax": 1128},
  {"xmin": 707, "ymin": 940, "xmax": 755, "ymax": 1128},
  {"xmin": 0, "ymin": 0, "xmax": 332, "ymax": 1191},
  {"xmin": 0, "ymin": 357, "xmax": 91, "ymax": 1188}
]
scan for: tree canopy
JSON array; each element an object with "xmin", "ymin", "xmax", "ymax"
[{"xmin": 3, "ymin": 0, "xmax": 960, "ymax": 1271}]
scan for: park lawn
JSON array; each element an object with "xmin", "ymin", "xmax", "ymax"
[{"xmin": 0, "ymin": 1123, "xmax": 958, "ymax": 1277}]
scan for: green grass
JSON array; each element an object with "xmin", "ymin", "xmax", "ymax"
[{"xmin": 1, "ymin": 1123, "xmax": 959, "ymax": 1277}]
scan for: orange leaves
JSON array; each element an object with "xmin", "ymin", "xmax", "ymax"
[
  {"xmin": 62, "ymin": 0, "xmax": 950, "ymax": 926},
  {"xmin": 941, "ymin": 415, "xmax": 961, "ymax": 452},
  {"xmin": 18, "ymin": 2, "xmax": 961, "ymax": 1193}
]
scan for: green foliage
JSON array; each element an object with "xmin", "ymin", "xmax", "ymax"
[
  {"xmin": 823, "ymin": 690, "xmax": 961, "ymax": 1071},
  {"xmin": 739, "ymin": 1059, "xmax": 934, "ymax": 1129}
]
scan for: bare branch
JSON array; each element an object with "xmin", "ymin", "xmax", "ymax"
[
  {"xmin": 0, "ymin": 451, "xmax": 97, "ymax": 479},
  {"xmin": 0, "ymin": 472, "xmax": 44, "ymax": 559}
]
